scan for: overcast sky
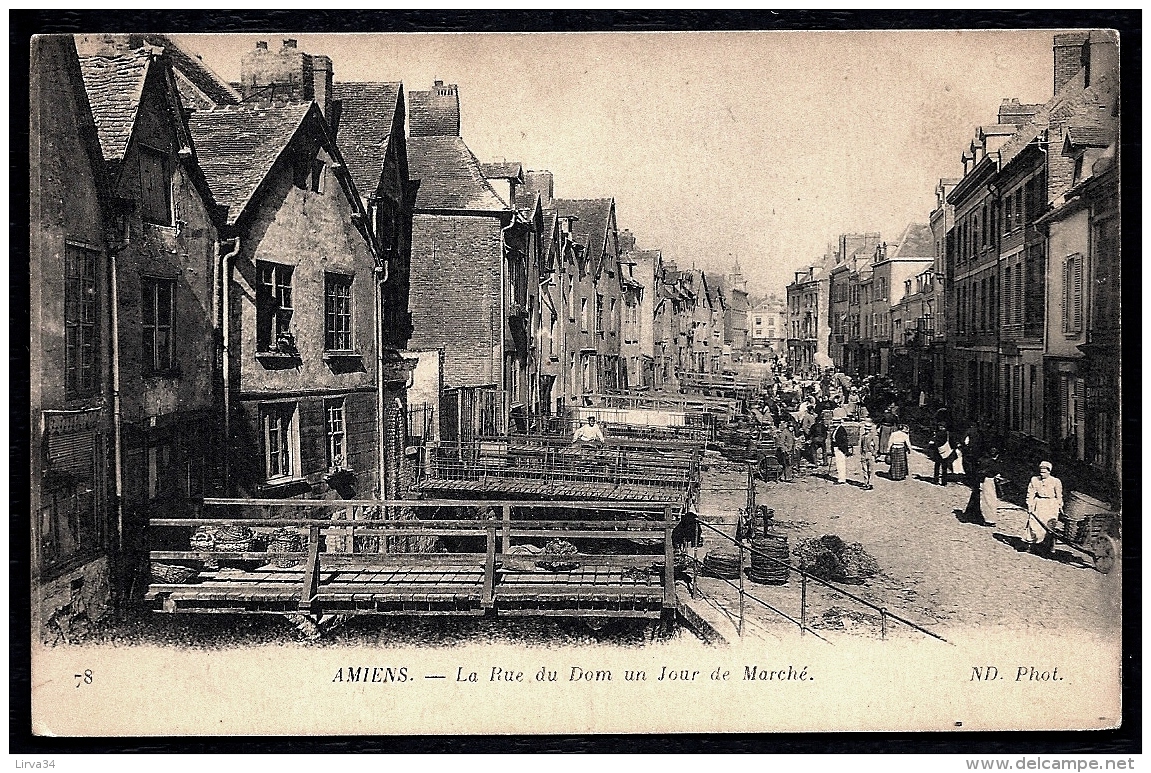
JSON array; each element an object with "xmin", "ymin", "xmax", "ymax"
[{"xmin": 175, "ymin": 30, "xmax": 1057, "ymax": 299}]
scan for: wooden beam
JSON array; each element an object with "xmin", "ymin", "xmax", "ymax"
[{"xmin": 299, "ymin": 525, "xmax": 321, "ymax": 613}]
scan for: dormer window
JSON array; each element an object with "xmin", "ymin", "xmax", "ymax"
[
  {"xmin": 1072, "ymin": 154, "xmax": 1085, "ymax": 183},
  {"xmin": 139, "ymin": 145, "xmax": 173, "ymax": 226}
]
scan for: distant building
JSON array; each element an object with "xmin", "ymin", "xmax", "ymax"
[
  {"xmin": 785, "ymin": 261, "xmax": 830, "ymax": 378},
  {"xmin": 748, "ymin": 296, "xmax": 786, "ymax": 360}
]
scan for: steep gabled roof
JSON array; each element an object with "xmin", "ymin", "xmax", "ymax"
[
  {"xmin": 77, "ymin": 48, "xmax": 154, "ymax": 162},
  {"xmin": 407, "ymin": 135, "xmax": 509, "ymax": 212},
  {"xmin": 481, "ymin": 161, "xmax": 524, "ymax": 181},
  {"xmin": 889, "ymin": 223, "xmax": 934, "ymax": 259},
  {"xmin": 188, "ymin": 102, "xmax": 313, "ymax": 225},
  {"xmin": 131, "ymin": 34, "xmax": 242, "ymax": 106},
  {"xmin": 555, "ymin": 198, "xmax": 612, "ymax": 268},
  {"xmin": 331, "ymin": 81, "xmax": 403, "ymax": 196},
  {"xmin": 1063, "ymin": 124, "xmax": 1113, "ymax": 152},
  {"xmin": 998, "ymin": 68, "xmax": 1119, "ymax": 169}
]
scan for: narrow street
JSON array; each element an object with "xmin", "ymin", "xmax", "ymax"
[{"xmin": 689, "ymin": 442, "xmax": 1121, "ymax": 643}]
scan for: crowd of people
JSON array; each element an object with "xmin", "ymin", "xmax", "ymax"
[{"xmin": 759, "ymin": 367, "xmax": 1069, "ymax": 559}]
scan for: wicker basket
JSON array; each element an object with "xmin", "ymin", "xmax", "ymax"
[
  {"xmin": 268, "ymin": 528, "xmax": 306, "ymax": 568},
  {"xmin": 151, "ymin": 563, "xmax": 196, "ymax": 584},
  {"xmin": 214, "ymin": 525, "xmax": 255, "ymax": 553}
]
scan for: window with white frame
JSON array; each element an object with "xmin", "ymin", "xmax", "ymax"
[
  {"xmin": 326, "ymin": 398, "xmax": 346, "ymax": 469},
  {"xmin": 324, "ymin": 273, "xmax": 354, "ymax": 351},
  {"xmin": 261, "ymin": 402, "xmax": 299, "ymax": 482},
  {"xmin": 257, "ymin": 262, "xmax": 295, "ymax": 352}
]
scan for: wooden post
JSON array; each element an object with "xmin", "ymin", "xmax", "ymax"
[
  {"xmin": 737, "ymin": 538, "xmax": 745, "ymax": 637},
  {"xmin": 663, "ymin": 504, "xmax": 675, "ymax": 612},
  {"xmin": 501, "ymin": 504, "xmax": 511, "ymax": 554},
  {"xmin": 299, "ymin": 525, "xmax": 321, "ymax": 613},
  {"xmin": 800, "ymin": 569, "xmax": 807, "ymax": 635},
  {"xmin": 482, "ymin": 520, "xmax": 497, "ymax": 610},
  {"xmin": 881, "ymin": 607, "xmax": 888, "ymax": 640}
]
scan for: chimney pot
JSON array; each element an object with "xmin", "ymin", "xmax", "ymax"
[
  {"xmin": 434, "ymin": 79, "xmax": 443, "ymax": 87},
  {"xmin": 283, "ymin": 39, "xmax": 297, "ymax": 48},
  {"xmin": 256, "ymin": 41, "xmax": 268, "ymax": 50}
]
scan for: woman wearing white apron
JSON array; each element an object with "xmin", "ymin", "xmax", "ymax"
[{"xmin": 1023, "ymin": 461, "xmax": 1063, "ymax": 555}]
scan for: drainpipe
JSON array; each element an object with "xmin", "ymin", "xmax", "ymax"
[
  {"xmin": 500, "ymin": 219, "xmax": 515, "ymax": 432},
  {"xmin": 219, "ymin": 237, "xmax": 241, "ymax": 492},
  {"xmin": 374, "ymin": 260, "xmax": 390, "ymax": 500},
  {"xmin": 107, "ymin": 239, "xmax": 129, "ymax": 552}
]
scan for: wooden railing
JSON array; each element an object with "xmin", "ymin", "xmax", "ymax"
[{"xmin": 148, "ymin": 498, "xmax": 681, "ymax": 617}]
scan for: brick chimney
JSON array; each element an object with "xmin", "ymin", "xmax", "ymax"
[
  {"xmin": 311, "ymin": 54, "xmax": 333, "ymax": 119},
  {"xmin": 240, "ymin": 38, "xmax": 334, "ymax": 110},
  {"xmin": 618, "ymin": 229, "xmax": 637, "ymax": 253},
  {"xmin": 523, "ymin": 170, "xmax": 554, "ymax": 209},
  {"xmin": 998, "ymin": 98, "xmax": 1043, "ymax": 126},
  {"xmin": 1053, "ymin": 32, "xmax": 1091, "ymax": 93}
]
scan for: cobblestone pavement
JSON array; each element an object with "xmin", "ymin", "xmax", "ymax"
[{"xmin": 690, "ymin": 444, "xmax": 1122, "ymax": 643}]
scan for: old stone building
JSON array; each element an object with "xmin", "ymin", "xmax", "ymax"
[
  {"xmin": 1038, "ymin": 48, "xmax": 1120, "ymax": 499},
  {"xmin": 748, "ymin": 296, "xmax": 786, "ymax": 361},
  {"xmin": 190, "ymin": 100, "xmax": 387, "ymax": 501},
  {"xmin": 405, "ymin": 81, "xmax": 525, "ymax": 434},
  {"xmin": 77, "ymin": 42, "xmax": 224, "ymax": 604},
  {"xmin": 827, "ymin": 233, "xmax": 883, "ymax": 376},
  {"xmin": 554, "ymin": 198, "xmax": 623, "ymax": 400},
  {"xmin": 31, "ymin": 35, "xmax": 118, "ymax": 635},
  {"xmin": 786, "ymin": 261, "xmax": 829, "ymax": 379}
]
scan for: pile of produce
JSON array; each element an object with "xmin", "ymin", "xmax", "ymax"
[{"xmin": 792, "ymin": 534, "xmax": 880, "ymax": 584}]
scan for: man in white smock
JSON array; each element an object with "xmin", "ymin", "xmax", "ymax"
[{"xmin": 572, "ymin": 415, "xmax": 606, "ymax": 445}]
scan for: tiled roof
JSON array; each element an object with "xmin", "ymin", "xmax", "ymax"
[
  {"xmin": 1064, "ymin": 124, "xmax": 1113, "ymax": 150},
  {"xmin": 409, "ymin": 85, "xmax": 460, "ymax": 137},
  {"xmin": 515, "ymin": 187, "xmax": 540, "ymax": 210},
  {"xmin": 555, "ymin": 198, "xmax": 612, "ymax": 264},
  {"xmin": 978, "ymin": 123, "xmax": 1019, "ymax": 138},
  {"xmin": 998, "ymin": 68, "xmax": 1118, "ymax": 169},
  {"xmin": 889, "ymin": 223, "xmax": 934, "ymax": 259},
  {"xmin": 188, "ymin": 102, "xmax": 312, "ymax": 225},
  {"xmin": 407, "ymin": 135, "xmax": 508, "ymax": 212},
  {"xmin": 133, "ymin": 34, "xmax": 241, "ymax": 105},
  {"xmin": 331, "ymin": 81, "xmax": 402, "ymax": 195},
  {"xmin": 78, "ymin": 48, "xmax": 154, "ymax": 162},
  {"xmin": 481, "ymin": 161, "xmax": 523, "ymax": 180}
]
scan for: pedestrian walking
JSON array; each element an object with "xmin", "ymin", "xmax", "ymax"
[
  {"xmin": 859, "ymin": 418, "xmax": 878, "ymax": 490},
  {"xmin": 887, "ymin": 423, "xmax": 912, "ymax": 481},
  {"xmin": 831, "ymin": 421, "xmax": 851, "ymax": 485},
  {"xmin": 974, "ymin": 448, "xmax": 1003, "ymax": 526},
  {"xmin": 1023, "ymin": 461, "xmax": 1063, "ymax": 555},
  {"xmin": 775, "ymin": 421, "xmax": 797, "ymax": 483},
  {"xmin": 808, "ymin": 413, "xmax": 828, "ymax": 469},
  {"xmin": 929, "ymin": 424, "xmax": 956, "ymax": 485},
  {"xmin": 878, "ymin": 405, "xmax": 897, "ymax": 459}
]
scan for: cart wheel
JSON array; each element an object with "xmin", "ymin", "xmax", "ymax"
[{"xmin": 1090, "ymin": 535, "xmax": 1120, "ymax": 574}]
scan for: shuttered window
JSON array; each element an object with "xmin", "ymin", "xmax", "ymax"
[
  {"xmin": 139, "ymin": 145, "xmax": 172, "ymax": 226},
  {"xmin": 1063, "ymin": 254, "xmax": 1083, "ymax": 333},
  {"xmin": 41, "ymin": 409, "xmax": 101, "ymax": 570}
]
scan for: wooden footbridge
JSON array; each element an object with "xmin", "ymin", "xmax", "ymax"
[{"xmin": 145, "ymin": 499, "xmax": 681, "ymax": 623}]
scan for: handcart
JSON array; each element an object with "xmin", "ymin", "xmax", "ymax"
[{"xmin": 1050, "ymin": 509, "xmax": 1121, "ymax": 574}]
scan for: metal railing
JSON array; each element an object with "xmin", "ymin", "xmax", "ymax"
[
  {"xmin": 149, "ymin": 498, "xmax": 681, "ymax": 617},
  {"xmin": 693, "ymin": 519, "xmax": 948, "ymax": 644}
]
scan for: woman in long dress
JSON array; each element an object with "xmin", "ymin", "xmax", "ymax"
[
  {"xmin": 975, "ymin": 449, "xmax": 1002, "ymax": 525},
  {"xmin": 877, "ymin": 406, "xmax": 896, "ymax": 458},
  {"xmin": 887, "ymin": 424, "xmax": 912, "ymax": 481},
  {"xmin": 1023, "ymin": 461, "xmax": 1063, "ymax": 554}
]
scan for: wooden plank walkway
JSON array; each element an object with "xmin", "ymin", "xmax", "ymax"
[{"xmin": 145, "ymin": 560, "xmax": 666, "ymax": 618}]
